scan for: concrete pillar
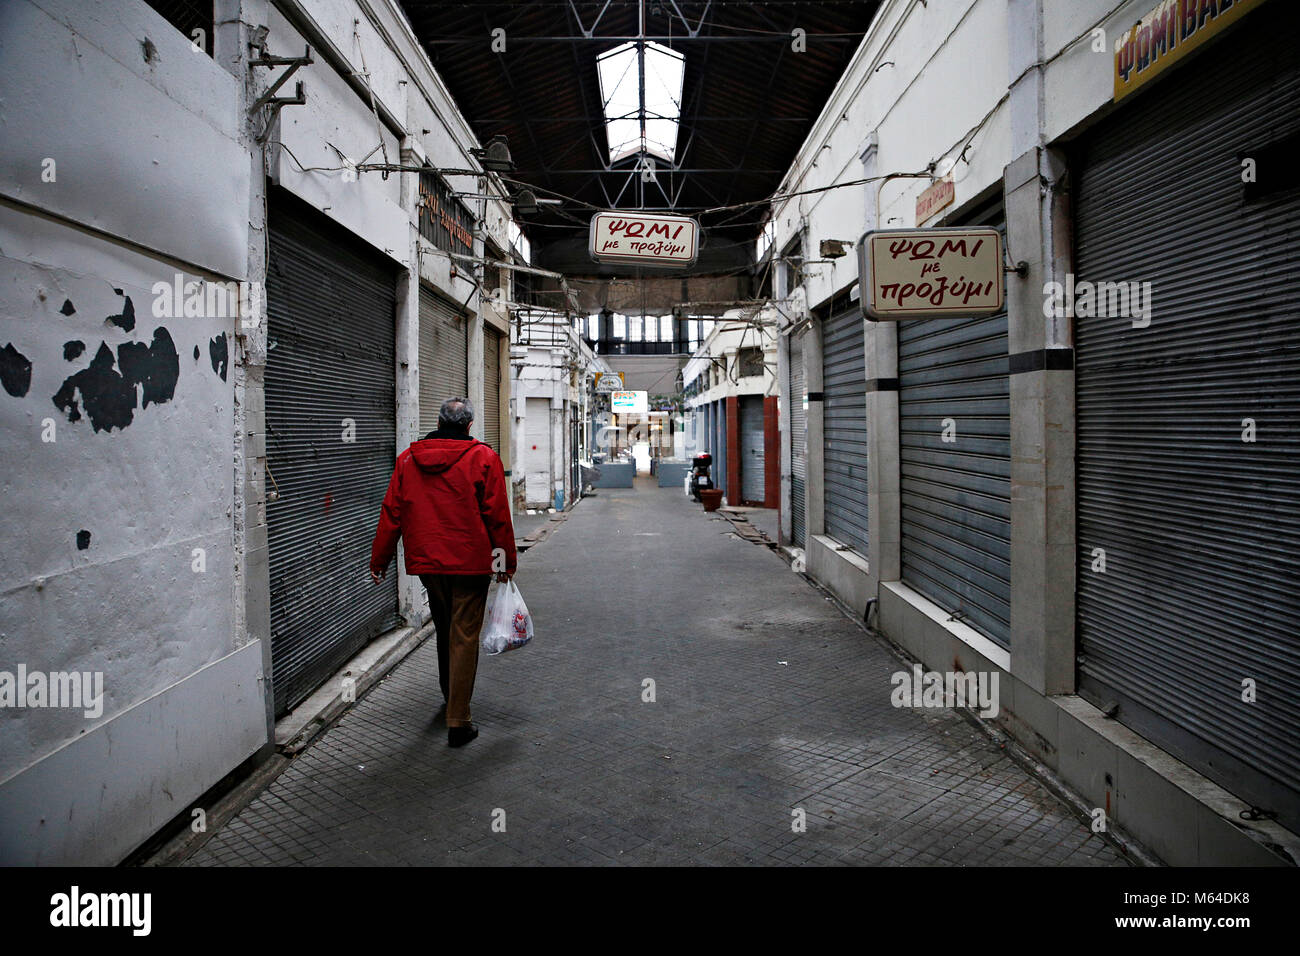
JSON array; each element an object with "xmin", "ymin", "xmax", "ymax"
[
  {"xmin": 393, "ymin": 159, "xmax": 423, "ymax": 624},
  {"xmin": 804, "ymin": 318, "xmax": 825, "ymax": 537},
  {"xmin": 218, "ymin": 0, "xmax": 274, "ymax": 740},
  {"xmin": 859, "ymin": 132, "xmax": 898, "ymax": 587},
  {"xmin": 1005, "ymin": 0, "xmax": 1076, "ymax": 695},
  {"xmin": 776, "ymin": 329, "xmax": 793, "ymax": 543},
  {"xmin": 725, "ymin": 396, "xmax": 740, "ymax": 502},
  {"xmin": 864, "ymin": 320, "xmax": 900, "ymax": 585}
]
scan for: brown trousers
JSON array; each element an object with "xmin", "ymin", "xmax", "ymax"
[{"xmin": 420, "ymin": 574, "xmax": 491, "ymax": 728}]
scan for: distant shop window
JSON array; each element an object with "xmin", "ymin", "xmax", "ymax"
[
  {"xmin": 782, "ymin": 238, "xmax": 804, "ymax": 293},
  {"xmin": 143, "ymin": 0, "xmax": 213, "ymax": 56}
]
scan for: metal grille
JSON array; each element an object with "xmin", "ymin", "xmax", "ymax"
[
  {"xmin": 790, "ymin": 332, "xmax": 806, "ymax": 546},
  {"xmin": 898, "ymin": 211, "xmax": 1010, "ymax": 647},
  {"xmin": 740, "ymin": 395, "xmax": 765, "ymax": 503},
  {"xmin": 1074, "ymin": 2, "xmax": 1300, "ymax": 830},
  {"xmin": 418, "ymin": 286, "xmax": 467, "ymax": 436},
  {"xmin": 821, "ymin": 303, "xmax": 869, "ymax": 556},
  {"xmin": 483, "ymin": 325, "xmax": 502, "ymax": 452},
  {"xmin": 265, "ymin": 193, "xmax": 400, "ymax": 716}
]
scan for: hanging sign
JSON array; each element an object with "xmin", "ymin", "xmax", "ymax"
[
  {"xmin": 915, "ymin": 178, "xmax": 954, "ymax": 224},
  {"xmin": 610, "ymin": 390, "xmax": 648, "ymax": 414},
  {"xmin": 593, "ymin": 371, "xmax": 626, "ymax": 393},
  {"xmin": 858, "ymin": 227, "xmax": 1004, "ymax": 321},
  {"xmin": 589, "ymin": 212, "xmax": 699, "ymax": 267},
  {"xmin": 1114, "ymin": 0, "xmax": 1270, "ymax": 102}
]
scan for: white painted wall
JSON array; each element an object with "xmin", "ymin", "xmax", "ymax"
[
  {"xmin": 768, "ymin": 0, "xmax": 1140, "ymax": 312},
  {"xmin": 0, "ymin": 0, "xmax": 525, "ymax": 864},
  {"xmin": 0, "ymin": 0, "xmax": 262, "ymax": 865}
]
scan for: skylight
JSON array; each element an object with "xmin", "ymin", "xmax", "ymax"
[{"xmin": 596, "ymin": 41, "xmax": 684, "ymax": 164}]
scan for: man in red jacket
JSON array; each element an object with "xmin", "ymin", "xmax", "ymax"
[{"xmin": 370, "ymin": 397, "xmax": 516, "ymax": 747}]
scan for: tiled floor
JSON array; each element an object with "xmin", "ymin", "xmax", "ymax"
[{"xmin": 187, "ymin": 480, "xmax": 1130, "ymax": 867}]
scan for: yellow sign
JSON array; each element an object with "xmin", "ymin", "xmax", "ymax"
[
  {"xmin": 1114, "ymin": 0, "xmax": 1269, "ymax": 102},
  {"xmin": 593, "ymin": 372, "xmax": 625, "ymax": 393}
]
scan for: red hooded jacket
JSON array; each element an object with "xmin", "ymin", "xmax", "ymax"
[{"xmin": 370, "ymin": 434, "xmax": 517, "ymax": 576}]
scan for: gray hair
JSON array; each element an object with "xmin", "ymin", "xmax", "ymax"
[{"xmin": 438, "ymin": 397, "xmax": 474, "ymax": 431}]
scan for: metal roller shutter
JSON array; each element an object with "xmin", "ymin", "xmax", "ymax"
[
  {"xmin": 822, "ymin": 302, "xmax": 869, "ymax": 556},
  {"xmin": 739, "ymin": 395, "xmax": 765, "ymax": 503},
  {"xmin": 418, "ymin": 286, "xmax": 467, "ymax": 435},
  {"xmin": 790, "ymin": 332, "xmax": 806, "ymax": 545},
  {"xmin": 265, "ymin": 193, "xmax": 400, "ymax": 716},
  {"xmin": 898, "ymin": 211, "xmax": 1010, "ymax": 646},
  {"xmin": 483, "ymin": 325, "xmax": 502, "ymax": 452},
  {"xmin": 1074, "ymin": 3, "xmax": 1300, "ymax": 828}
]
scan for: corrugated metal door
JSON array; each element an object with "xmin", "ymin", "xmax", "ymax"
[
  {"xmin": 418, "ymin": 286, "xmax": 467, "ymax": 435},
  {"xmin": 265, "ymin": 193, "xmax": 400, "ymax": 716},
  {"xmin": 790, "ymin": 332, "xmax": 806, "ymax": 545},
  {"xmin": 1074, "ymin": 3, "xmax": 1300, "ymax": 828},
  {"xmin": 482, "ymin": 325, "xmax": 502, "ymax": 452},
  {"xmin": 822, "ymin": 302, "xmax": 869, "ymax": 556},
  {"xmin": 715, "ymin": 398, "xmax": 727, "ymax": 499},
  {"xmin": 898, "ymin": 210, "xmax": 1010, "ymax": 646},
  {"xmin": 740, "ymin": 395, "xmax": 765, "ymax": 502}
]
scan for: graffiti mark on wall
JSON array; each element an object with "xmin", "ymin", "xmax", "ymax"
[
  {"xmin": 1, "ymin": 343, "xmax": 33, "ymax": 397},
  {"xmin": 106, "ymin": 292, "xmax": 136, "ymax": 332},
  {"xmin": 51, "ymin": 328, "xmax": 180, "ymax": 432},
  {"xmin": 209, "ymin": 333, "xmax": 228, "ymax": 382}
]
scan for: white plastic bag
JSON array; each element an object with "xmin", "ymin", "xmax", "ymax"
[{"xmin": 480, "ymin": 580, "xmax": 534, "ymax": 655}]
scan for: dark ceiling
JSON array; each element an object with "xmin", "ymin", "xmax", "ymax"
[{"xmin": 398, "ymin": 0, "xmax": 880, "ymax": 264}]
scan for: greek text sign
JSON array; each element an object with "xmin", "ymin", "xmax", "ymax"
[
  {"xmin": 594, "ymin": 372, "xmax": 626, "ymax": 393},
  {"xmin": 858, "ymin": 228, "xmax": 1004, "ymax": 321},
  {"xmin": 1114, "ymin": 0, "xmax": 1269, "ymax": 102},
  {"xmin": 589, "ymin": 212, "xmax": 699, "ymax": 267},
  {"xmin": 915, "ymin": 178, "xmax": 954, "ymax": 224},
  {"xmin": 611, "ymin": 390, "xmax": 648, "ymax": 414}
]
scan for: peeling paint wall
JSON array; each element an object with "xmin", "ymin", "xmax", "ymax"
[
  {"xmin": 0, "ymin": 0, "xmax": 264, "ymax": 865},
  {"xmin": 0, "ymin": 0, "xmax": 522, "ymax": 864}
]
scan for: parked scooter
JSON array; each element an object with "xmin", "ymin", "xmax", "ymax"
[{"xmin": 688, "ymin": 452, "xmax": 713, "ymax": 502}]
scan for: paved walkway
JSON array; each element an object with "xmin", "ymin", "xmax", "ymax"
[{"xmin": 187, "ymin": 479, "xmax": 1129, "ymax": 866}]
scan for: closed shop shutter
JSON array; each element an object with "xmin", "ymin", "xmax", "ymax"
[
  {"xmin": 524, "ymin": 396, "xmax": 550, "ymax": 507},
  {"xmin": 897, "ymin": 209, "xmax": 1010, "ymax": 646},
  {"xmin": 265, "ymin": 192, "xmax": 400, "ymax": 716},
  {"xmin": 418, "ymin": 286, "xmax": 467, "ymax": 435},
  {"xmin": 790, "ymin": 332, "xmax": 806, "ymax": 545},
  {"xmin": 715, "ymin": 398, "xmax": 727, "ymax": 499},
  {"xmin": 740, "ymin": 395, "xmax": 765, "ymax": 503},
  {"xmin": 483, "ymin": 325, "xmax": 502, "ymax": 452},
  {"xmin": 822, "ymin": 300, "xmax": 869, "ymax": 556},
  {"xmin": 1074, "ymin": 2, "xmax": 1300, "ymax": 828}
]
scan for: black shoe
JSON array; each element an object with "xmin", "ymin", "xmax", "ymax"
[
  {"xmin": 434, "ymin": 702, "xmax": 447, "ymax": 724},
  {"xmin": 448, "ymin": 723, "xmax": 479, "ymax": 748}
]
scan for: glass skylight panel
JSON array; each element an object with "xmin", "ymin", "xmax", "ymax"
[{"xmin": 597, "ymin": 41, "xmax": 683, "ymax": 164}]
